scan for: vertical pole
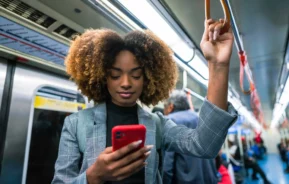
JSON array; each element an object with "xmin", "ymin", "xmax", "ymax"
[
  {"xmin": 246, "ymin": 133, "xmax": 250, "ymax": 150},
  {"xmin": 237, "ymin": 127, "xmax": 244, "ymax": 158},
  {"xmin": 224, "ymin": 136, "xmax": 230, "ymax": 162},
  {"xmin": 183, "ymin": 70, "xmax": 187, "ymax": 89}
]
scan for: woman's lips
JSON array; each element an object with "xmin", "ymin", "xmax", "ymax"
[{"xmin": 118, "ymin": 92, "xmax": 134, "ymax": 98}]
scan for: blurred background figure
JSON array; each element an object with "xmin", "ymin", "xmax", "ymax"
[
  {"xmin": 162, "ymin": 90, "xmax": 218, "ymax": 184},
  {"xmin": 215, "ymin": 150, "xmax": 234, "ymax": 184},
  {"xmin": 228, "ymin": 138, "xmax": 271, "ymax": 184},
  {"xmin": 277, "ymin": 139, "xmax": 289, "ymax": 173}
]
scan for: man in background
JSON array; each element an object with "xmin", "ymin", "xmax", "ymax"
[{"xmin": 162, "ymin": 90, "xmax": 218, "ymax": 184}]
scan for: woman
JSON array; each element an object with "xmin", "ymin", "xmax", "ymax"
[
  {"xmin": 52, "ymin": 19, "xmax": 237, "ymax": 184},
  {"xmin": 215, "ymin": 153, "xmax": 233, "ymax": 184}
]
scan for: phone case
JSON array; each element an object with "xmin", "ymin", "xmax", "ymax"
[{"xmin": 112, "ymin": 125, "xmax": 146, "ymax": 151}]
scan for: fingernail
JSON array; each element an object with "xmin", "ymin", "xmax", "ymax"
[
  {"xmin": 213, "ymin": 31, "xmax": 217, "ymax": 40},
  {"xmin": 134, "ymin": 140, "xmax": 142, "ymax": 147},
  {"xmin": 145, "ymin": 145, "xmax": 154, "ymax": 151},
  {"xmin": 145, "ymin": 151, "xmax": 151, "ymax": 156}
]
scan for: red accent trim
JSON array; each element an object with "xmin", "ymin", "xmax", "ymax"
[
  {"xmin": 16, "ymin": 57, "xmax": 29, "ymax": 63},
  {"xmin": 238, "ymin": 51, "xmax": 246, "ymax": 66},
  {"xmin": 0, "ymin": 32, "xmax": 65, "ymax": 59}
]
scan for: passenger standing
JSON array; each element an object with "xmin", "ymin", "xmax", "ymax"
[
  {"xmin": 162, "ymin": 90, "xmax": 218, "ymax": 184},
  {"xmin": 52, "ymin": 18, "xmax": 238, "ymax": 184}
]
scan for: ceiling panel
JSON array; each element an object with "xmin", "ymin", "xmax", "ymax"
[{"xmin": 38, "ymin": 0, "xmax": 126, "ymax": 34}]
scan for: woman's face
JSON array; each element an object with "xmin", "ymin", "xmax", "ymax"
[{"xmin": 107, "ymin": 50, "xmax": 144, "ymax": 107}]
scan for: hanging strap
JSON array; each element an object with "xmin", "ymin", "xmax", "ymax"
[
  {"xmin": 205, "ymin": 0, "xmax": 266, "ymax": 126},
  {"xmin": 186, "ymin": 92, "xmax": 195, "ymax": 111},
  {"xmin": 239, "ymin": 51, "xmax": 254, "ymax": 95}
]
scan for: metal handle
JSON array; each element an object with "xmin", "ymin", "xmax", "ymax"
[{"xmin": 205, "ymin": 0, "xmax": 231, "ymax": 34}]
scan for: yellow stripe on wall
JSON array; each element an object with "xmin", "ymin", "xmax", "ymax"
[{"xmin": 34, "ymin": 96, "xmax": 86, "ymax": 113}]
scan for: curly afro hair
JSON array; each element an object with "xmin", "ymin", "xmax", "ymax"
[{"xmin": 65, "ymin": 29, "xmax": 178, "ymax": 106}]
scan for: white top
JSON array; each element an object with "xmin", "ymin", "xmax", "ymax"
[{"xmin": 229, "ymin": 145, "xmax": 237, "ymax": 155}]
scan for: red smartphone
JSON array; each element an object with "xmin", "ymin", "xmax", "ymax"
[{"xmin": 112, "ymin": 125, "xmax": 146, "ymax": 152}]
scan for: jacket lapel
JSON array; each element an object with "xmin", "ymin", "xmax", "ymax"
[
  {"xmin": 85, "ymin": 103, "xmax": 157, "ymax": 183},
  {"xmin": 86, "ymin": 103, "xmax": 107, "ymax": 167},
  {"xmin": 138, "ymin": 105, "xmax": 157, "ymax": 184}
]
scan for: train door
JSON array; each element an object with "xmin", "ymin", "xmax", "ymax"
[
  {"xmin": 0, "ymin": 62, "xmax": 85, "ymax": 184},
  {"xmin": 25, "ymin": 87, "xmax": 85, "ymax": 184},
  {"xmin": 0, "ymin": 58, "xmax": 9, "ymax": 177},
  {"xmin": 0, "ymin": 58, "xmax": 7, "ymax": 110}
]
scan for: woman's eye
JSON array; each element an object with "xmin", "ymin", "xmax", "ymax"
[
  {"xmin": 132, "ymin": 76, "xmax": 141, "ymax": 79},
  {"xmin": 110, "ymin": 76, "xmax": 120, "ymax": 79}
]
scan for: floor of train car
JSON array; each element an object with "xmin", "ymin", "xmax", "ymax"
[{"xmin": 245, "ymin": 154, "xmax": 289, "ymax": 184}]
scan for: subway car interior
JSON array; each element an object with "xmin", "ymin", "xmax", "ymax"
[{"xmin": 0, "ymin": 0, "xmax": 289, "ymax": 183}]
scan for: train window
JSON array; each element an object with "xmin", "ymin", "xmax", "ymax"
[
  {"xmin": 26, "ymin": 86, "xmax": 86, "ymax": 184},
  {"xmin": 175, "ymin": 67, "xmax": 184, "ymax": 89}
]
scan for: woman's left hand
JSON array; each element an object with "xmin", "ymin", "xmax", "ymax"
[
  {"xmin": 200, "ymin": 19, "xmax": 234, "ymax": 110},
  {"xmin": 200, "ymin": 19, "xmax": 234, "ymax": 67}
]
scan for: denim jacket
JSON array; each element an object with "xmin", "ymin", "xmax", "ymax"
[{"xmin": 52, "ymin": 99, "xmax": 237, "ymax": 184}]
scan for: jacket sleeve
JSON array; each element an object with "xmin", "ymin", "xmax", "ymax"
[
  {"xmin": 160, "ymin": 99, "xmax": 238, "ymax": 159},
  {"xmin": 52, "ymin": 115, "xmax": 87, "ymax": 184},
  {"xmin": 162, "ymin": 151, "xmax": 175, "ymax": 184}
]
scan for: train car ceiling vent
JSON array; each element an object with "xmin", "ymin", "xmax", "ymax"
[
  {"xmin": 0, "ymin": 0, "xmax": 80, "ymax": 40},
  {"xmin": 0, "ymin": 0, "xmax": 83, "ymax": 68},
  {"xmin": 0, "ymin": 0, "xmax": 56, "ymax": 29},
  {"xmin": 54, "ymin": 24, "xmax": 79, "ymax": 40},
  {"xmin": 0, "ymin": 16, "xmax": 68, "ymax": 65}
]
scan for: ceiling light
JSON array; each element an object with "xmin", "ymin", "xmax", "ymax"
[
  {"xmin": 271, "ymin": 77, "xmax": 289, "ymax": 128},
  {"xmin": 228, "ymin": 95, "xmax": 262, "ymax": 131},
  {"xmin": 118, "ymin": 0, "xmax": 194, "ymax": 62}
]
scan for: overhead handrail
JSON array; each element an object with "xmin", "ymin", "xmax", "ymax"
[
  {"xmin": 205, "ymin": 0, "xmax": 231, "ymax": 34},
  {"xmin": 184, "ymin": 88, "xmax": 205, "ymax": 111},
  {"xmin": 184, "ymin": 88, "xmax": 205, "ymax": 101}
]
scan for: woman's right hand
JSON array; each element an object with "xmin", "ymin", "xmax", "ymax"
[{"xmin": 86, "ymin": 141, "xmax": 152, "ymax": 184}]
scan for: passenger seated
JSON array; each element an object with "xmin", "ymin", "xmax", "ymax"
[
  {"xmin": 252, "ymin": 140, "xmax": 267, "ymax": 160},
  {"xmin": 277, "ymin": 139, "xmax": 284, "ymax": 157},
  {"xmin": 228, "ymin": 140, "xmax": 244, "ymax": 184},
  {"xmin": 230, "ymin": 140, "xmax": 271, "ymax": 184},
  {"xmin": 260, "ymin": 142, "xmax": 267, "ymax": 155},
  {"xmin": 251, "ymin": 141, "xmax": 262, "ymax": 159},
  {"xmin": 278, "ymin": 140, "xmax": 289, "ymax": 173}
]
